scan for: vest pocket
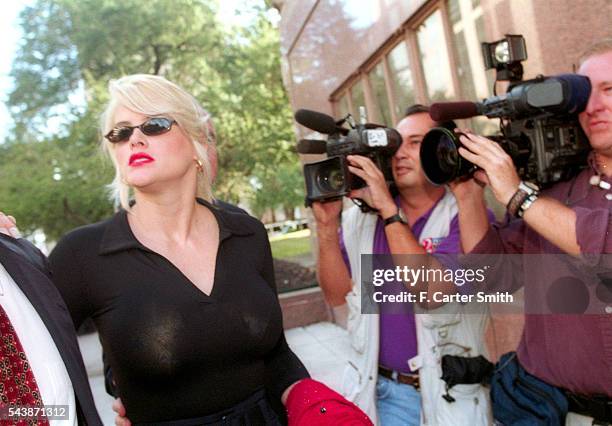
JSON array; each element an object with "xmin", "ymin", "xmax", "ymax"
[
  {"xmin": 341, "ymin": 360, "xmax": 362, "ymax": 401},
  {"xmin": 346, "ymin": 290, "xmax": 367, "ymax": 354}
]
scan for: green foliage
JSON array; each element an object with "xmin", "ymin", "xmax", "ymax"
[
  {"xmin": 2, "ymin": 0, "xmax": 303, "ymax": 239},
  {"xmin": 8, "ymin": 1, "xmax": 82, "ymax": 136},
  {"xmin": 0, "ymin": 138, "xmax": 114, "ymax": 241},
  {"xmin": 250, "ymin": 162, "xmax": 303, "ymax": 218}
]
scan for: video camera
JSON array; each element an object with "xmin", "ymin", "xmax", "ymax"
[
  {"xmin": 295, "ymin": 108, "xmax": 402, "ymax": 207},
  {"xmin": 420, "ymin": 34, "xmax": 592, "ymax": 187}
]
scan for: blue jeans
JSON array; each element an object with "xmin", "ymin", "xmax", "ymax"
[{"xmin": 376, "ymin": 376, "xmax": 421, "ymax": 426}]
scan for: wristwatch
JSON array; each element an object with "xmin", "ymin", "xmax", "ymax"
[
  {"xmin": 507, "ymin": 181, "xmax": 539, "ymax": 218},
  {"xmin": 383, "ymin": 208, "xmax": 408, "ymax": 227},
  {"xmin": 518, "ymin": 192, "xmax": 539, "ymax": 217}
]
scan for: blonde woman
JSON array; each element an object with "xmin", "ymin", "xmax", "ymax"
[{"xmin": 49, "ymin": 74, "xmax": 309, "ymax": 424}]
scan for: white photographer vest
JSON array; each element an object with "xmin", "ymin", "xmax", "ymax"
[{"xmin": 339, "ymin": 190, "xmax": 492, "ymax": 425}]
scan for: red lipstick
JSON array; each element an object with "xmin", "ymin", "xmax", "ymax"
[{"xmin": 129, "ymin": 152, "xmax": 154, "ymax": 166}]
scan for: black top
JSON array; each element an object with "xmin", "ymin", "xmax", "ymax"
[
  {"xmin": 49, "ymin": 199, "xmax": 309, "ymax": 423},
  {"xmin": 102, "ymin": 199, "xmax": 250, "ymax": 398}
]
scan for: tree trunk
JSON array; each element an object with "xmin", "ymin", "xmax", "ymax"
[{"xmin": 284, "ymin": 206, "xmax": 295, "ymax": 220}]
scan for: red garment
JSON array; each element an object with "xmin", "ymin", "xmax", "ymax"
[
  {"xmin": 0, "ymin": 304, "xmax": 49, "ymax": 426},
  {"xmin": 286, "ymin": 379, "xmax": 373, "ymax": 426}
]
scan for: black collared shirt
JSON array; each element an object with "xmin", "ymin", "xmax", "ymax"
[{"xmin": 49, "ymin": 199, "xmax": 309, "ymax": 423}]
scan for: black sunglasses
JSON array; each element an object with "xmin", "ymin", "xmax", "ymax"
[{"xmin": 105, "ymin": 117, "xmax": 176, "ymax": 143}]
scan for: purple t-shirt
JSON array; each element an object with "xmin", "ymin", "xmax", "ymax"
[{"xmin": 340, "ymin": 195, "xmax": 462, "ymax": 373}]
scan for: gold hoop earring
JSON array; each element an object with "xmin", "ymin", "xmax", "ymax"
[{"xmin": 194, "ymin": 157, "xmax": 204, "ymax": 174}]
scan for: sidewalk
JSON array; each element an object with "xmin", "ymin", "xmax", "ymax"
[
  {"xmin": 78, "ymin": 321, "xmax": 349, "ymax": 425},
  {"xmin": 77, "ymin": 333, "xmax": 116, "ymax": 425}
]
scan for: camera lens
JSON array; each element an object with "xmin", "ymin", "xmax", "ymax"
[
  {"xmin": 436, "ymin": 134, "xmax": 460, "ymax": 175},
  {"xmin": 420, "ymin": 127, "xmax": 475, "ymax": 185},
  {"xmin": 317, "ymin": 162, "xmax": 345, "ymax": 193}
]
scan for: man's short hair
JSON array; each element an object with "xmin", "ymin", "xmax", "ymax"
[
  {"xmin": 404, "ymin": 104, "xmax": 432, "ymax": 118},
  {"xmin": 579, "ymin": 37, "xmax": 612, "ymax": 65},
  {"xmin": 403, "ymin": 103, "xmax": 456, "ymax": 131}
]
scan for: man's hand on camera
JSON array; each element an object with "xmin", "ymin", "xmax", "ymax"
[
  {"xmin": 448, "ymin": 171, "xmax": 487, "ymax": 203},
  {"xmin": 346, "ymin": 155, "xmax": 396, "ymax": 218},
  {"xmin": 456, "ymin": 131, "xmax": 520, "ymax": 205},
  {"xmin": 312, "ymin": 200, "xmax": 342, "ymax": 228}
]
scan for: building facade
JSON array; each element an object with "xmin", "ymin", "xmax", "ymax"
[
  {"xmin": 280, "ymin": 0, "xmax": 610, "ymax": 132},
  {"xmin": 277, "ymin": 0, "xmax": 611, "ymax": 354}
]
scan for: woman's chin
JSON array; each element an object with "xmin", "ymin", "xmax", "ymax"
[{"xmin": 126, "ymin": 177, "xmax": 156, "ymax": 190}]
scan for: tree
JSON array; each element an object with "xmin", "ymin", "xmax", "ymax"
[
  {"xmin": 0, "ymin": 119, "xmax": 114, "ymax": 241},
  {"xmin": 250, "ymin": 161, "xmax": 304, "ymax": 221},
  {"xmin": 2, "ymin": 0, "xmax": 304, "ymax": 237}
]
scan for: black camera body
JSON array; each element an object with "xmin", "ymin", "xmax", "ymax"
[
  {"xmin": 421, "ymin": 45, "xmax": 592, "ymax": 187},
  {"xmin": 501, "ymin": 109, "xmax": 589, "ymax": 185},
  {"xmin": 295, "ymin": 109, "xmax": 402, "ymax": 206}
]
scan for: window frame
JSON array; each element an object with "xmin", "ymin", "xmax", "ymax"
[{"xmin": 331, "ymin": 0, "xmax": 486, "ymax": 124}]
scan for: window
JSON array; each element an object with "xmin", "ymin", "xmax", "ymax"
[
  {"xmin": 447, "ymin": 0, "xmax": 489, "ymax": 100},
  {"xmin": 387, "ymin": 42, "xmax": 416, "ymax": 120},
  {"xmin": 451, "ymin": 27, "xmax": 477, "ymax": 100},
  {"xmin": 336, "ymin": 93, "xmax": 351, "ymax": 120},
  {"xmin": 350, "ymin": 79, "xmax": 366, "ymax": 118},
  {"xmin": 417, "ymin": 10, "xmax": 455, "ymax": 101},
  {"xmin": 368, "ymin": 61, "xmax": 392, "ymax": 125},
  {"xmin": 331, "ymin": 1, "xmax": 488, "ymax": 126},
  {"xmin": 446, "ymin": 0, "xmax": 496, "ymax": 132},
  {"xmin": 475, "ymin": 14, "xmax": 496, "ymax": 94}
]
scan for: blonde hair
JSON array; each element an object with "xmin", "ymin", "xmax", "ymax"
[
  {"xmin": 100, "ymin": 74, "xmax": 214, "ymax": 210},
  {"xmin": 579, "ymin": 38, "xmax": 612, "ymax": 65}
]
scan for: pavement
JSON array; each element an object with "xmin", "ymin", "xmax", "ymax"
[
  {"xmin": 77, "ymin": 321, "xmax": 349, "ymax": 425},
  {"xmin": 282, "ymin": 252, "xmax": 315, "ymax": 269}
]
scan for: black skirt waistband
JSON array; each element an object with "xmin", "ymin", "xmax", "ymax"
[{"xmin": 135, "ymin": 388, "xmax": 280, "ymax": 426}]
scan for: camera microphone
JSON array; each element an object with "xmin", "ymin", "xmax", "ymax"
[
  {"xmin": 296, "ymin": 139, "xmax": 328, "ymax": 154},
  {"xmin": 430, "ymin": 74, "xmax": 591, "ymax": 122},
  {"xmin": 295, "ymin": 109, "xmax": 339, "ymax": 134},
  {"xmin": 430, "ymin": 102, "xmax": 481, "ymax": 122}
]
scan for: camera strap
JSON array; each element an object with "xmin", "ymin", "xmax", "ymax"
[{"xmin": 351, "ymin": 198, "xmax": 377, "ymax": 213}]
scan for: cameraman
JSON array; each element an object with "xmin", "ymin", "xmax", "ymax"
[
  {"xmin": 451, "ymin": 40, "xmax": 612, "ymax": 424},
  {"xmin": 313, "ymin": 105, "xmax": 493, "ymax": 426}
]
